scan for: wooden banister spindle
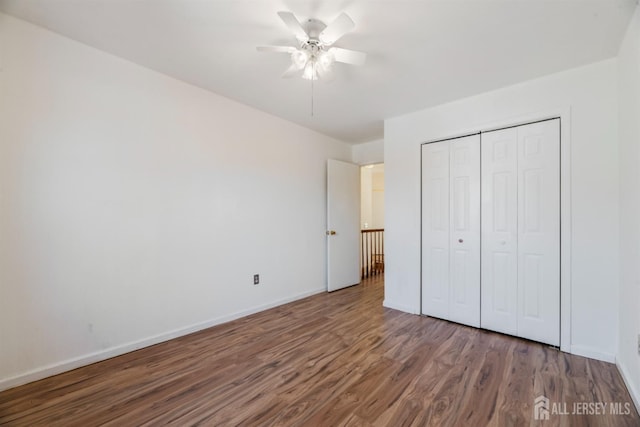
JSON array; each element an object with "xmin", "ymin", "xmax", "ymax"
[{"xmin": 360, "ymin": 229, "xmax": 384, "ymax": 279}]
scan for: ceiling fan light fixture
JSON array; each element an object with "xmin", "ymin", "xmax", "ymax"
[
  {"xmin": 291, "ymin": 50, "xmax": 308, "ymax": 68},
  {"xmin": 302, "ymin": 61, "xmax": 318, "ymax": 80},
  {"xmin": 259, "ymin": 11, "xmax": 365, "ymax": 81},
  {"xmin": 318, "ymin": 51, "xmax": 334, "ymax": 69}
]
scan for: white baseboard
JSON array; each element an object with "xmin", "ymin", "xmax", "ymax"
[
  {"xmin": 0, "ymin": 287, "xmax": 326, "ymax": 393},
  {"xmin": 617, "ymin": 359, "xmax": 640, "ymax": 416},
  {"xmin": 383, "ymin": 299, "xmax": 420, "ymax": 315},
  {"xmin": 570, "ymin": 345, "xmax": 616, "ymax": 363}
]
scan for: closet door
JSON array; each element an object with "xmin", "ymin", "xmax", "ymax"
[
  {"xmin": 481, "ymin": 128, "xmax": 518, "ymax": 336},
  {"xmin": 421, "ymin": 142, "xmax": 450, "ymax": 319},
  {"xmin": 516, "ymin": 119, "xmax": 560, "ymax": 346},
  {"xmin": 448, "ymin": 136, "xmax": 480, "ymax": 327},
  {"xmin": 421, "ymin": 135, "xmax": 480, "ymax": 327},
  {"xmin": 481, "ymin": 119, "xmax": 560, "ymax": 346}
]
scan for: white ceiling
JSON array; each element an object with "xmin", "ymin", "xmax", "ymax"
[{"xmin": 0, "ymin": 0, "xmax": 636, "ymax": 143}]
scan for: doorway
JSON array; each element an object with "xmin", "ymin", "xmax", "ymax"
[{"xmin": 360, "ymin": 163, "xmax": 384, "ymax": 279}]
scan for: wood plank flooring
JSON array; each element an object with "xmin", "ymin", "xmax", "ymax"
[{"xmin": 0, "ymin": 276, "xmax": 638, "ymax": 426}]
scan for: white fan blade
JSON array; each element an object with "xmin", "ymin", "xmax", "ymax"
[
  {"xmin": 329, "ymin": 47, "xmax": 366, "ymax": 66},
  {"xmin": 319, "ymin": 13, "xmax": 355, "ymax": 45},
  {"xmin": 256, "ymin": 46, "xmax": 296, "ymax": 54},
  {"xmin": 277, "ymin": 11, "xmax": 309, "ymax": 42},
  {"xmin": 282, "ymin": 64, "xmax": 301, "ymax": 78}
]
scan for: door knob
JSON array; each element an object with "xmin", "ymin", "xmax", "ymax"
[
  {"xmin": 458, "ymin": 238, "xmax": 463, "ymax": 243},
  {"xmin": 326, "ymin": 230, "xmax": 336, "ymax": 235}
]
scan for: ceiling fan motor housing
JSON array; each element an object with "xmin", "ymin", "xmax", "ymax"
[{"xmin": 302, "ymin": 19, "xmax": 326, "ymax": 43}]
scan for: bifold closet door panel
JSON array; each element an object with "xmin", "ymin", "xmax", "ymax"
[
  {"xmin": 448, "ymin": 136, "xmax": 480, "ymax": 327},
  {"xmin": 421, "ymin": 142, "xmax": 450, "ymax": 319},
  {"xmin": 516, "ymin": 119, "xmax": 560, "ymax": 346},
  {"xmin": 481, "ymin": 128, "xmax": 518, "ymax": 336},
  {"xmin": 421, "ymin": 135, "xmax": 480, "ymax": 326},
  {"xmin": 481, "ymin": 119, "xmax": 560, "ymax": 346}
]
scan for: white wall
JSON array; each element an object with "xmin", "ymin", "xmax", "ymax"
[
  {"xmin": 361, "ymin": 167, "xmax": 373, "ymax": 228},
  {"xmin": 385, "ymin": 59, "xmax": 619, "ymax": 361},
  {"xmin": 0, "ymin": 13, "xmax": 351, "ymax": 390},
  {"xmin": 371, "ymin": 171, "xmax": 384, "ymax": 229},
  {"xmin": 617, "ymin": 5, "xmax": 640, "ymax": 410},
  {"xmin": 352, "ymin": 139, "xmax": 384, "ymax": 165},
  {"xmin": 360, "ymin": 165, "xmax": 384, "ymax": 229}
]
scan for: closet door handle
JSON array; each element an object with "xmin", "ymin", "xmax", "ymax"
[{"xmin": 458, "ymin": 238, "xmax": 463, "ymax": 243}]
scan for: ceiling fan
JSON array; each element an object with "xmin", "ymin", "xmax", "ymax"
[{"xmin": 257, "ymin": 11, "xmax": 366, "ymax": 81}]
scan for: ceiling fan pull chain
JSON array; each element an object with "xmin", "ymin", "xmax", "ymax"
[{"xmin": 311, "ymin": 62, "xmax": 315, "ymax": 117}]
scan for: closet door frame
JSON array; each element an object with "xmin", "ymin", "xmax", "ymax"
[{"xmin": 420, "ymin": 107, "xmax": 571, "ymax": 353}]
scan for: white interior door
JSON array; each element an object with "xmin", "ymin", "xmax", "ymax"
[
  {"xmin": 448, "ymin": 136, "xmax": 481, "ymax": 327},
  {"xmin": 327, "ymin": 159, "xmax": 360, "ymax": 292},
  {"xmin": 481, "ymin": 128, "xmax": 519, "ymax": 336},
  {"xmin": 421, "ymin": 142, "xmax": 450, "ymax": 319},
  {"xmin": 516, "ymin": 119, "xmax": 560, "ymax": 346}
]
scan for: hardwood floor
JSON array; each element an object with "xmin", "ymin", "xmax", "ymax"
[{"xmin": 1, "ymin": 276, "xmax": 638, "ymax": 426}]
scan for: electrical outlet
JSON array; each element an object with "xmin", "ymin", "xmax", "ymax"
[{"xmin": 254, "ymin": 274, "xmax": 259, "ymax": 285}]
